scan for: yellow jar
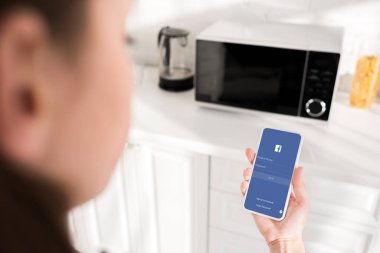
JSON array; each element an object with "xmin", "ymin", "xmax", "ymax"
[{"xmin": 350, "ymin": 55, "xmax": 380, "ymax": 108}]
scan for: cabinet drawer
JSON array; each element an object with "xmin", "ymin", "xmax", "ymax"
[
  {"xmin": 210, "ymin": 157, "xmax": 380, "ymax": 224},
  {"xmin": 209, "ymin": 228, "xmax": 348, "ymax": 253},
  {"xmin": 209, "ymin": 190, "xmax": 372, "ymax": 253},
  {"xmin": 209, "ymin": 228, "xmax": 266, "ymax": 253}
]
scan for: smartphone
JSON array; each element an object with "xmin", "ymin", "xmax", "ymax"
[{"xmin": 243, "ymin": 128, "xmax": 302, "ymax": 221}]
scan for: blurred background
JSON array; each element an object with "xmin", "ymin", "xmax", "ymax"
[{"xmin": 69, "ymin": 1, "xmax": 380, "ymax": 253}]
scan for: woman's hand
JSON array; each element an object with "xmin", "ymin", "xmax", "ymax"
[{"xmin": 240, "ymin": 148, "xmax": 309, "ymax": 253}]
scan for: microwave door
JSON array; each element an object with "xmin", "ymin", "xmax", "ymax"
[
  {"xmin": 196, "ymin": 40, "xmax": 306, "ymax": 116},
  {"xmin": 221, "ymin": 67, "xmax": 282, "ymax": 105}
]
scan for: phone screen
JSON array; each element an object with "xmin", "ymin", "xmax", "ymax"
[{"xmin": 244, "ymin": 128, "xmax": 302, "ymax": 220}]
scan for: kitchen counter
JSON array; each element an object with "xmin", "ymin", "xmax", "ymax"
[{"xmin": 129, "ymin": 65, "xmax": 380, "ymax": 180}]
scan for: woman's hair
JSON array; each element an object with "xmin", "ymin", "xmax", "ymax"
[
  {"xmin": 0, "ymin": 155, "xmax": 77, "ymax": 253},
  {"xmin": 0, "ymin": 0, "xmax": 87, "ymax": 44}
]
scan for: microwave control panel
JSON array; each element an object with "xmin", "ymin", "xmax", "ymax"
[{"xmin": 300, "ymin": 51, "xmax": 340, "ymax": 121}]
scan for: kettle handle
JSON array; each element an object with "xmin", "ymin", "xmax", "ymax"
[{"xmin": 158, "ymin": 27, "xmax": 170, "ymax": 68}]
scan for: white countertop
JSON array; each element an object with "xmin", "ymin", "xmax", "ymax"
[{"xmin": 129, "ymin": 65, "xmax": 380, "ymax": 179}]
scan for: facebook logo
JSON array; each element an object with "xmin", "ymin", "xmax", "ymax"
[{"xmin": 274, "ymin": 145, "xmax": 282, "ymax": 153}]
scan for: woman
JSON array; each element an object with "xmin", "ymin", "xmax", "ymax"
[{"xmin": 0, "ymin": 0, "xmax": 309, "ymax": 252}]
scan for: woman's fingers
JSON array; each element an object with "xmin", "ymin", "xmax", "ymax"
[
  {"xmin": 241, "ymin": 181, "xmax": 249, "ymax": 196},
  {"xmin": 292, "ymin": 167, "xmax": 309, "ymax": 208},
  {"xmin": 243, "ymin": 168, "xmax": 252, "ymax": 181},
  {"xmin": 245, "ymin": 148, "xmax": 256, "ymax": 165},
  {"xmin": 242, "ymin": 148, "xmax": 255, "ymax": 197}
]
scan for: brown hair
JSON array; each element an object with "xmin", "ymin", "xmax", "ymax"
[
  {"xmin": 0, "ymin": 0, "xmax": 87, "ymax": 45},
  {"xmin": 0, "ymin": 155, "xmax": 77, "ymax": 253}
]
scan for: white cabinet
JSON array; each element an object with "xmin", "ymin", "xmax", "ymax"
[
  {"xmin": 69, "ymin": 145, "xmax": 155, "ymax": 253},
  {"xmin": 69, "ymin": 146, "xmax": 380, "ymax": 253},
  {"xmin": 148, "ymin": 146, "xmax": 209, "ymax": 253},
  {"xmin": 209, "ymin": 156, "xmax": 380, "ymax": 253},
  {"xmin": 69, "ymin": 145, "xmax": 380, "ymax": 253},
  {"xmin": 69, "ymin": 143, "xmax": 209, "ymax": 253}
]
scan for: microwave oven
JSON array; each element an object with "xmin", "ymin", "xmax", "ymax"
[{"xmin": 195, "ymin": 21, "xmax": 343, "ymax": 121}]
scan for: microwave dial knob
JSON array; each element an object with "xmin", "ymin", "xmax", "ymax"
[{"xmin": 305, "ymin": 98, "xmax": 326, "ymax": 118}]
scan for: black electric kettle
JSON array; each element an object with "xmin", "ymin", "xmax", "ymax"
[{"xmin": 158, "ymin": 26, "xmax": 194, "ymax": 91}]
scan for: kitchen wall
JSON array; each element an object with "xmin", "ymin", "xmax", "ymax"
[{"xmin": 125, "ymin": 0, "xmax": 380, "ymax": 93}]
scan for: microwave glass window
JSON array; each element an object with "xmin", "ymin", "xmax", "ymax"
[{"xmin": 196, "ymin": 40, "xmax": 307, "ymax": 115}]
